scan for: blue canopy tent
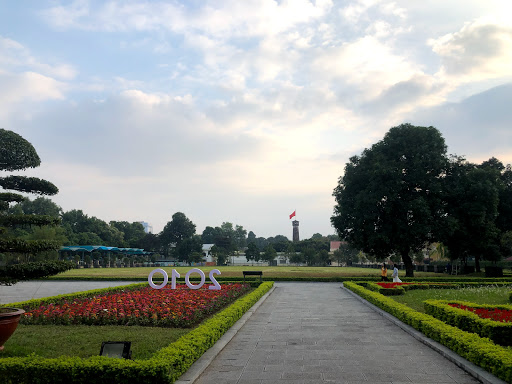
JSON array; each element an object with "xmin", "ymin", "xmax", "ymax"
[{"xmin": 59, "ymin": 245, "xmax": 153, "ymax": 267}]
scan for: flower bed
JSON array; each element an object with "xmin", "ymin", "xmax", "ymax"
[
  {"xmin": 21, "ymin": 283, "xmax": 251, "ymax": 328},
  {"xmin": 448, "ymin": 303, "xmax": 512, "ymax": 323},
  {"xmin": 376, "ymin": 282, "xmax": 413, "ymax": 289},
  {"xmin": 0, "ymin": 282, "xmax": 274, "ymax": 383},
  {"xmin": 425, "ymin": 300, "xmax": 512, "ymax": 346}
]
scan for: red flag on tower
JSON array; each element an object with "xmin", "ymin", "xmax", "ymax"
[{"xmin": 289, "ymin": 210, "xmax": 296, "ymax": 219}]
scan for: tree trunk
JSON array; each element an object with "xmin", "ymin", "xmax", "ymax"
[
  {"xmin": 401, "ymin": 250, "xmax": 415, "ymax": 277},
  {"xmin": 475, "ymin": 255, "xmax": 480, "ymax": 273}
]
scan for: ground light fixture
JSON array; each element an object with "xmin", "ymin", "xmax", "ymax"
[{"xmin": 99, "ymin": 341, "xmax": 132, "ymax": 359}]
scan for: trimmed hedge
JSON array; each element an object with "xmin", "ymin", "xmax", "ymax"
[
  {"xmin": 46, "ymin": 274, "xmax": 512, "ymax": 283},
  {"xmin": 0, "ymin": 261, "xmax": 75, "ymax": 285},
  {"xmin": 0, "ymin": 281, "xmax": 274, "ymax": 383},
  {"xmin": 358, "ymin": 281, "xmax": 511, "ymax": 296},
  {"xmin": 344, "ymin": 282, "xmax": 512, "ymax": 383},
  {"xmin": 424, "ymin": 300, "xmax": 512, "ymax": 346}
]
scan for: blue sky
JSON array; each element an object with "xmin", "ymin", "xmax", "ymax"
[{"xmin": 1, "ymin": 0, "xmax": 511, "ymax": 239}]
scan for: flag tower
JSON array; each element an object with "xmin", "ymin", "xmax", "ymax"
[{"xmin": 289, "ymin": 210, "xmax": 299, "ymax": 242}]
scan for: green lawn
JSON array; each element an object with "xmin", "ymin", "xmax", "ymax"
[
  {"xmin": 54, "ymin": 265, "xmax": 438, "ymax": 279},
  {"xmin": 391, "ymin": 285, "xmax": 512, "ymax": 313},
  {"xmin": 1, "ymin": 325, "xmax": 188, "ymax": 360}
]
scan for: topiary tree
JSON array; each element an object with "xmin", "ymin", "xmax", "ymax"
[{"xmin": 0, "ymin": 128, "xmax": 73, "ymax": 285}]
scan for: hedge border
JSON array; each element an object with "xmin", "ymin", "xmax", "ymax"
[
  {"xmin": 343, "ymin": 281, "xmax": 512, "ymax": 383},
  {"xmin": 0, "ymin": 281, "xmax": 274, "ymax": 383},
  {"xmin": 424, "ymin": 300, "xmax": 512, "ymax": 346},
  {"xmin": 362, "ymin": 281, "xmax": 512, "ymax": 296},
  {"xmin": 45, "ymin": 275, "xmax": 512, "ymax": 283}
]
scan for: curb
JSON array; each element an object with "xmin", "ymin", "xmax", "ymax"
[
  {"xmin": 342, "ymin": 285, "xmax": 507, "ymax": 384},
  {"xmin": 175, "ymin": 285, "xmax": 276, "ymax": 384}
]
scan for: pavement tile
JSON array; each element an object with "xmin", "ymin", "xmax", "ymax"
[{"xmin": 187, "ymin": 282, "xmax": 487, "ymax": 384}]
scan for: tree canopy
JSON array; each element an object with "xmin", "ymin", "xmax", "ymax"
[
  {"xmin": 331, "ymin": 124, "xmax": 449, "ymax": 277},
  {"xmin": 0, "ymin": 129, "xmax": 71, "ymax": 283}
]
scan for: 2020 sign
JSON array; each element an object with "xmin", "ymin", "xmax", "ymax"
[{"xmin": 148, "ymin": 268, "xmax": 221, "ymax": 290}]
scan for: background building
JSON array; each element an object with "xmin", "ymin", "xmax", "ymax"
[{"xmin": 138, "ymin": 221, "xmax": 153, "ymax": 234}]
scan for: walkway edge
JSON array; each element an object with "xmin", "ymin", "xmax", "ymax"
[
  {"xmin": 342, "ymin": 285, "xmax": 507, "ymax": 384},
  {"xmin": 175, "ymin": 285, "xmax": 276, "ymax": 384}
]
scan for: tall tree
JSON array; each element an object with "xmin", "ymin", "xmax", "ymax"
[
  {"xmin": 261, "ymin": 244, "xmax": 277, "ymax": 265},
  {"xmin": 441, "ymin": 158, "xmax": 502, "ymax": 271},
  {"xmin": 331, "ymin": 124, "xmax": 448, "ymax": 277},
  {"xmin": 176, "ymin": 235, "xmax": 203, "ymax": 265},
  {"xmin": 245, "ymin": 242, "xmax": 260, "ymax": 262},
  {"xmin": 333, "ymin": 242, "xmax": 359, "ymax": 266},
  {"xmin": 110, "ymin": 221, "xmax": 146, "ymax": 248},
  {"xmin": 159, "ymin": 212, "xmax": 196, "ymax": 257},
  {"xmin": 0, "ymin": 129, "xmax": 72, "ymax": 283}
]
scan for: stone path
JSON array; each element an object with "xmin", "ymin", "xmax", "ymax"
[{"xmin": 193, "ymin": 282, "xmax": 481, "ymax": 384}]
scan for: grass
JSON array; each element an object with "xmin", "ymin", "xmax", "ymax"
[
  {"xmin": 53, "ymin": 265, "xmax": 438, "ymax": 279},
  {"xmin": 1, "ymin": 283, "xmax": 255, "ymax": 360},
  {"xmin": 391, "ymin": 285, "xmax": 512, "ymax": 313},
  {"xmin": 1, "ymin": 325, "xmax": 189, "ymax": 360}
]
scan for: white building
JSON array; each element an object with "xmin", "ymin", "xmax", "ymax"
[{"xmin": 139, "ymin": 221, "xmax": 153, "ymax": 234}]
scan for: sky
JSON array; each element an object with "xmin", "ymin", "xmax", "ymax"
[{"xmin": 1, "ymin": 0, "xmax": 511, "ymax": 240}]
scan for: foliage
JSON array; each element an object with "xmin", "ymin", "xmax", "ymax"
[
  {"xmin": 441, "ymin": 157, "xmax": 502, "ymax": 271},
  {"xmin": 109, "ymin": 221, "xmax": 146, "ymax": 248},
  {"xmin": 333, "ymin": 242, "xmax": 359, "ymax": 266},
  {"xmin": 160, "ymin": 212, "xmax": 196, "ymax": 257},
  {"xmin": 344, "ymin": 282, "xmax": 512, "ymax": 383},
  {"xmin": 244, "ymin": 242, "xmax": 260, "ymax": 262},
  {"xmin": 0, "ymin": 129, "xmax": 65, "ymax": 283},
  {"xmin": 261, "ymin": 244, "xmax": 277, "ymax": 264},
  {"xmin": 7, "ymin": 197, "xmax": 62, "ymax": 217},
  {"xmin": 424, "ymin": 300, "xmax": 512, "ymax": 346},
  {"xmin": 0, "ymin": 260, "xmax": 74, "ymax": 285},
  {"xmin": 331, "ymin": 124, "xmax": 449, "ymax": 277},
  {"xmin": 0, "ymin": 128, "xmax": 41, "ymax": 171},
  {"xmin": 61, "ymin": 210, "xmax": 124, "ymax": 247},
  {"xmin": 0, "ymin": 215, "xmax": 61, "ymax": 228},
  {"xmin": 175, "ymin": 235, "xmax": 203, "ymax": 264},
  {"xmin": 0, "ymin": 281, "xmax": 274, "ymax": 383},
  {"xmin": 0, "ymin": 176, "xmax": 58, "ymax": 196}
]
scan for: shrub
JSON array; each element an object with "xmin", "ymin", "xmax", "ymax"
[
  {"xmin": 344, "ymin": 281, "xmax": 512, "ymax": 383},
  {"xmin": 424, "ymin": 300, "xmax": 512, "ymax": 346}
]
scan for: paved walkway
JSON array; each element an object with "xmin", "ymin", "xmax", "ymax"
[
  {"xmin": 0, "ymin": 280, "xmax": 140, "ymax": 304},
  {"xmin": 193, "ymin": 282, "xmax": 481, "ymax": 384}
]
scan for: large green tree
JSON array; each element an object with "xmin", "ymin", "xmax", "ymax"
[
  {"xmin": 441, "ymin": 157, "xmax": 503, "ymax": 271},
  {"xmin": 331, "ymin": 124, "xmax": 449, "ymax": 277},
  {"xmin": 0, "ymin": 129, "xmax": 72, "ymax": 283},
  {"xmin": 110, "ymin": 221, "xmax": 146, "ymax": 248},
  {"xmin": 159, "ymin": 212, "xmax": 196, "ymax": 257}
]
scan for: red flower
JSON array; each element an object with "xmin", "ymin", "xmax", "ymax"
[
  {"xmin": 22, "ymin": 283, "xmax": 251, "ymax": 328},
  {"xmin": 448, "ymin": 303, "xmax": 512, "ymax": 323}
]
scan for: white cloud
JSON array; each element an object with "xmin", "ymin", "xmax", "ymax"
[
  {"xmin": 0, "ymin": 36, "xmax": 77, "ymax": 80},
  {"xmin": 312, "ymin": 36, "xmax": 421, "ymax": 99},
  {"xmin": 429, "ymin": 20, "xmax": 512, "ymax": 82}
]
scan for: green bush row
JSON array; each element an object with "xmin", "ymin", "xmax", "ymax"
[
  {"xmin": 46, "ymin": 274, "xmax": 512, "ymax": 283},
  {"xmin": 424, "ymin": 300, "xmax": 512, "ymax": 346},
  {"xmin": 344, "ymin": 282, "xmax": 512, "ymax": 383},
  {"xmin": 0, "ymin": 281, "xmax": 274, "ymax": 383},
  {"xmin": 360, "ymin": 281, "xmax": 512, "ymax": 296}
]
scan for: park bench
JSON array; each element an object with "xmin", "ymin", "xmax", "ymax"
[{"xmin": 243, "ymin": 270, "xmax": 263, "ymax": 282}]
